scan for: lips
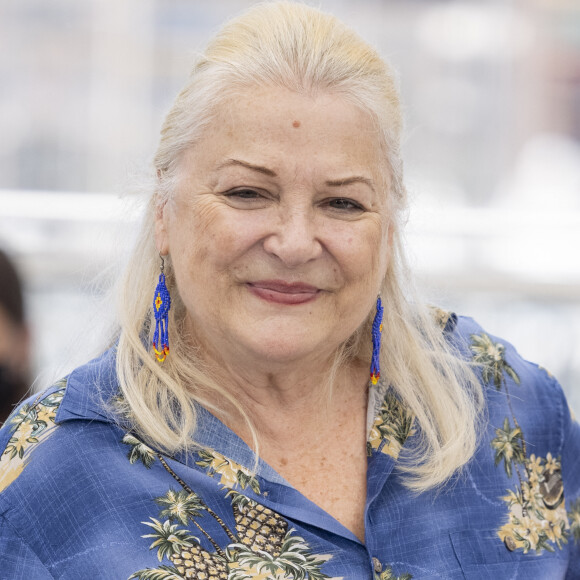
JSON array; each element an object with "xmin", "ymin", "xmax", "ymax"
[{"xmin": 247, "ymin": 280, "xmax": 320, "ymax": 305}]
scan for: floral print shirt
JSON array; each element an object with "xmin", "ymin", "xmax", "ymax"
[{"xmin": 0, "ymin": 314, "xmax": 579, "ymax": 579}]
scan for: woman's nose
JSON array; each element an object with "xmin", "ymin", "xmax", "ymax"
[{"xmin": 262, "ymin": 208, "xmax": 323, "ymax": 267}]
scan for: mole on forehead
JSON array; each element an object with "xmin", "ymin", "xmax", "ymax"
[{"xmin": 292, "ymin": 120, "xmax": 301, "ymax": 128}]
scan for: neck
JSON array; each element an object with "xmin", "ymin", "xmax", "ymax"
[{"xmin": 197, "ymin": 344, "xmax": 369, "ymax": 446}]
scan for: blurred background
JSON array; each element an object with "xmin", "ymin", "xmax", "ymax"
[{"xmin": 0, "ymin": 0, "xmax": 579, "ymax": 409}]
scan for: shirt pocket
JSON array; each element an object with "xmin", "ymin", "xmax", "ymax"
[{"xmin": 449, "ymin": 529, "xmax": 568, "ymax": 579}]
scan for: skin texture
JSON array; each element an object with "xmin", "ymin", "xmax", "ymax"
[{"xmin": 155, "ymin": 86, "xmax": 393, "ymax": 540}]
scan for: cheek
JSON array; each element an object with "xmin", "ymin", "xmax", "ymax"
[
  {"xmin": 169, "ymin": 202, "xmax": 270, "ymax": 280},
  {"xmin": 329, "ymin": 219, "xmax": 387, "ymax": 282}
]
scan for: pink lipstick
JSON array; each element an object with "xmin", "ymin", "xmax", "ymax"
[{"xmin": 247, "ymin": 280, "xmax": 320, "ymax": 305}]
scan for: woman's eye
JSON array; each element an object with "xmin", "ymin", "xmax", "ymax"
[
  {"xmin": 327, "ymin": 198, "xmax": 364, "ymax": 212},
  {"xmin": 222, "ymin": 188, "xmax": 271, "ymax": 209},
  {"xmin": 225, "ymin": 188, "xmax": 261, "ymax": 199}
]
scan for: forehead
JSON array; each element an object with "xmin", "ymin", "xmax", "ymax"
[
  {"xmin": 225, "ymin": 87, "xmax": 376, "ymax": 145},
  {"xmin": 180, "ymin": 86, "xmax": 387, "ymax": 183},
  {"xmin": 223, "ymin": 86, "xmax": 368, "ymax": 125}
]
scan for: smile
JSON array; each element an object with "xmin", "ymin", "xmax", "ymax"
[{"xmin": 247, "ymin": 280, "xmax": 320, "ymax": 305}]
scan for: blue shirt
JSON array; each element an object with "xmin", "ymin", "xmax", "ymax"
[{"xmin": 1, "ymin": 314, "xmax": 579, "ymax": 579}]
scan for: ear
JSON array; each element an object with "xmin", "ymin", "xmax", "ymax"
[{"xmin": 154, "ymin": 197, "xmax": 170, "ymax": 256}]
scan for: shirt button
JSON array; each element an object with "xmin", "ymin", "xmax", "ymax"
[{"xmin": 372, "ymin": 557, "xmax": 382, "ymax": 573}]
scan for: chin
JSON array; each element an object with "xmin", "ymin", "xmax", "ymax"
[{"xmin": 243, "ymin": 334, "xmax": 331, "ymax": 365}]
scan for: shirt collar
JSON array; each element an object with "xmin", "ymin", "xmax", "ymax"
[
  {"xmin": 53, "ymin": 345, "xmax": 412, "ymax": 482},
  {"xmin": 53, "ymin": 347, "xmax": 291, "ymax": 484},
  {"xmin": 54, "ymin": 345, "xmax": 122, "ymax": 425}
]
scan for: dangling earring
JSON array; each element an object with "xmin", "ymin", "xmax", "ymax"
[
  {"xmin": 370, "ymin": 296, "xmax": 383, "ymax": 385},
  {"xmin": 152, "ymin": 254, "xmax": 171, "ymax": 362}
]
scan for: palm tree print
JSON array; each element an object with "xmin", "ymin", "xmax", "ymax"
[
  {"xmin": 131, "ymin": 499, "xmax": 337, "ymax": 579},
  {"xmin": 470, "ymin": 333, "xmax": 526, "ymax": 485},
  {"xmin": 157, "ymin": 454, "xmax": 237, "ymax": 543},
  {"xmin": 470, "ymin": 333, "xmax": 523, "ymax": 446},
  {"xmin": 470, "ymin": 333, "xmax": 520, "ymax": 391},
  {"xmin": 122, "ymin": 434, "xmax": 241, "ymax": 545},
  {"xmin": 225, "ymin": 531, "xmax": 333, "ymax": 580},
  {"xmin": 123, "ymin": 433, "xmax": 157, "ymax": 469},
  {"xmin": 130, "ymin": 517, "xmax": 227, "ymax": 579},
  {"xmin": 156, "ymin": 489, "xmax": 206, "ymax": 526},
  {"xmin": 126, "ymin": 438, "xmax": 342, "ymax": 578},
  {"xmin": 155, "ymin": 488, "xmax": 228, "ymax": 555},
  {"xmin": 142, "ymin": 518, "xmax": 199, "ymax": 562},
  {"xmin": 490, "ymin": 418, "xmax": 525, "ymax": 479}
]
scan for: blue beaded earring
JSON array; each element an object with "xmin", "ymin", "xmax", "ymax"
[
  {"xmin": 152, "ymin": 255, "xmax": 171, "ymax": 362},
  {"xmin": 370, "ymin": 296, "xmax": 383, "ymax": 385}
]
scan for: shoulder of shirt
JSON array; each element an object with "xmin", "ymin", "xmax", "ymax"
[
  {"xmin": 449, "ymin": 312, "xmax": 561, "ymax": 389},
  {"xmin": 0, "ymin": 379, "xmax": 68, "ymax": 451},
  {"xmin": 0, "ymin": 346, "xmax": 124, "ymax": 504},
  {"xmin": 427, "ymin": 306, "xmax": 568, "ymax": 422},
  {"xmin": 440, "ymin": 310, "xmax": 571, "ymax": 448},
  {"xmin": 0, "ymin": 379, "xmax": 70, "ymax": 502}
]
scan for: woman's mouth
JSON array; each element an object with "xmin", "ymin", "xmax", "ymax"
[{"xmin": 247, "ymin": 280, "xmax": 320, "ymax": 305}]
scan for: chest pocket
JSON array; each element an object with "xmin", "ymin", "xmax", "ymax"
[{"xmin": 449, "ymin": 529, "xmax": 568, "ymax": 579}]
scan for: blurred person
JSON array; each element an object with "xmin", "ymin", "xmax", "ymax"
[
  {"xmin": 0, "ymin": 3, "xmax": 578, "ymax": 578},
  {"xmin": 0, "ymin": 249, "xmax": 30, "ymax": 423}
]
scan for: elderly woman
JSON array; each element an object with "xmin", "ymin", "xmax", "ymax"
[{"xmin": 0, "ymin": 3, "xmax": 578, "ymax": 579}]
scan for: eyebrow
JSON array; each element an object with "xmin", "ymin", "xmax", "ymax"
[
  {"xmin": 325, "ymin": 176, "xmax": 375, "ymax": 192},
  {"xmin": 217, "ymin": 158, "xmax": 375, "ymax": 192},
  {"xmin": 217, "ymin": 158, "xmax": 277, "ymax": 177}
]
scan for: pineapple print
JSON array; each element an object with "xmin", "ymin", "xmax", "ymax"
[
  {"xmin": 126, "ymin": 438, "xmax": 338, "ymax": 579},
  {"xmin": 229, "ymin": 493, "xmax": 288, "ymax": 556},
  {"xmin": 130, "ymin": 491, "xmax": 335, "ymax": 580},
  {"xmin": 166, "ymin": 541, "xmax": 227, "ymax": 579},
  {"xmin": 129, "ymin": 518, "xmax": 228, "ymax": 579}
]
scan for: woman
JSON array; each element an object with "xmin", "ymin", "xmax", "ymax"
[{"xmin": 0, "ymin": 3, "xmax": 578, "ymax": 578}]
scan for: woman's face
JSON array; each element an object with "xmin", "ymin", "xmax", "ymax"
[{"xmin": 156, "ymin": 86, "xmax": 392, "ymax": 371}]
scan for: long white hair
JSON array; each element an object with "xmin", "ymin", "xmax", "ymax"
[{"xmin": 113, "ymin": 1, "xmax": 483, "ymax": 492}]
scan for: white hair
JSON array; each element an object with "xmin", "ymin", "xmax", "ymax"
[{"xmin": 113, "ymin": 1, "xmax": 483, "ymax": 492}]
